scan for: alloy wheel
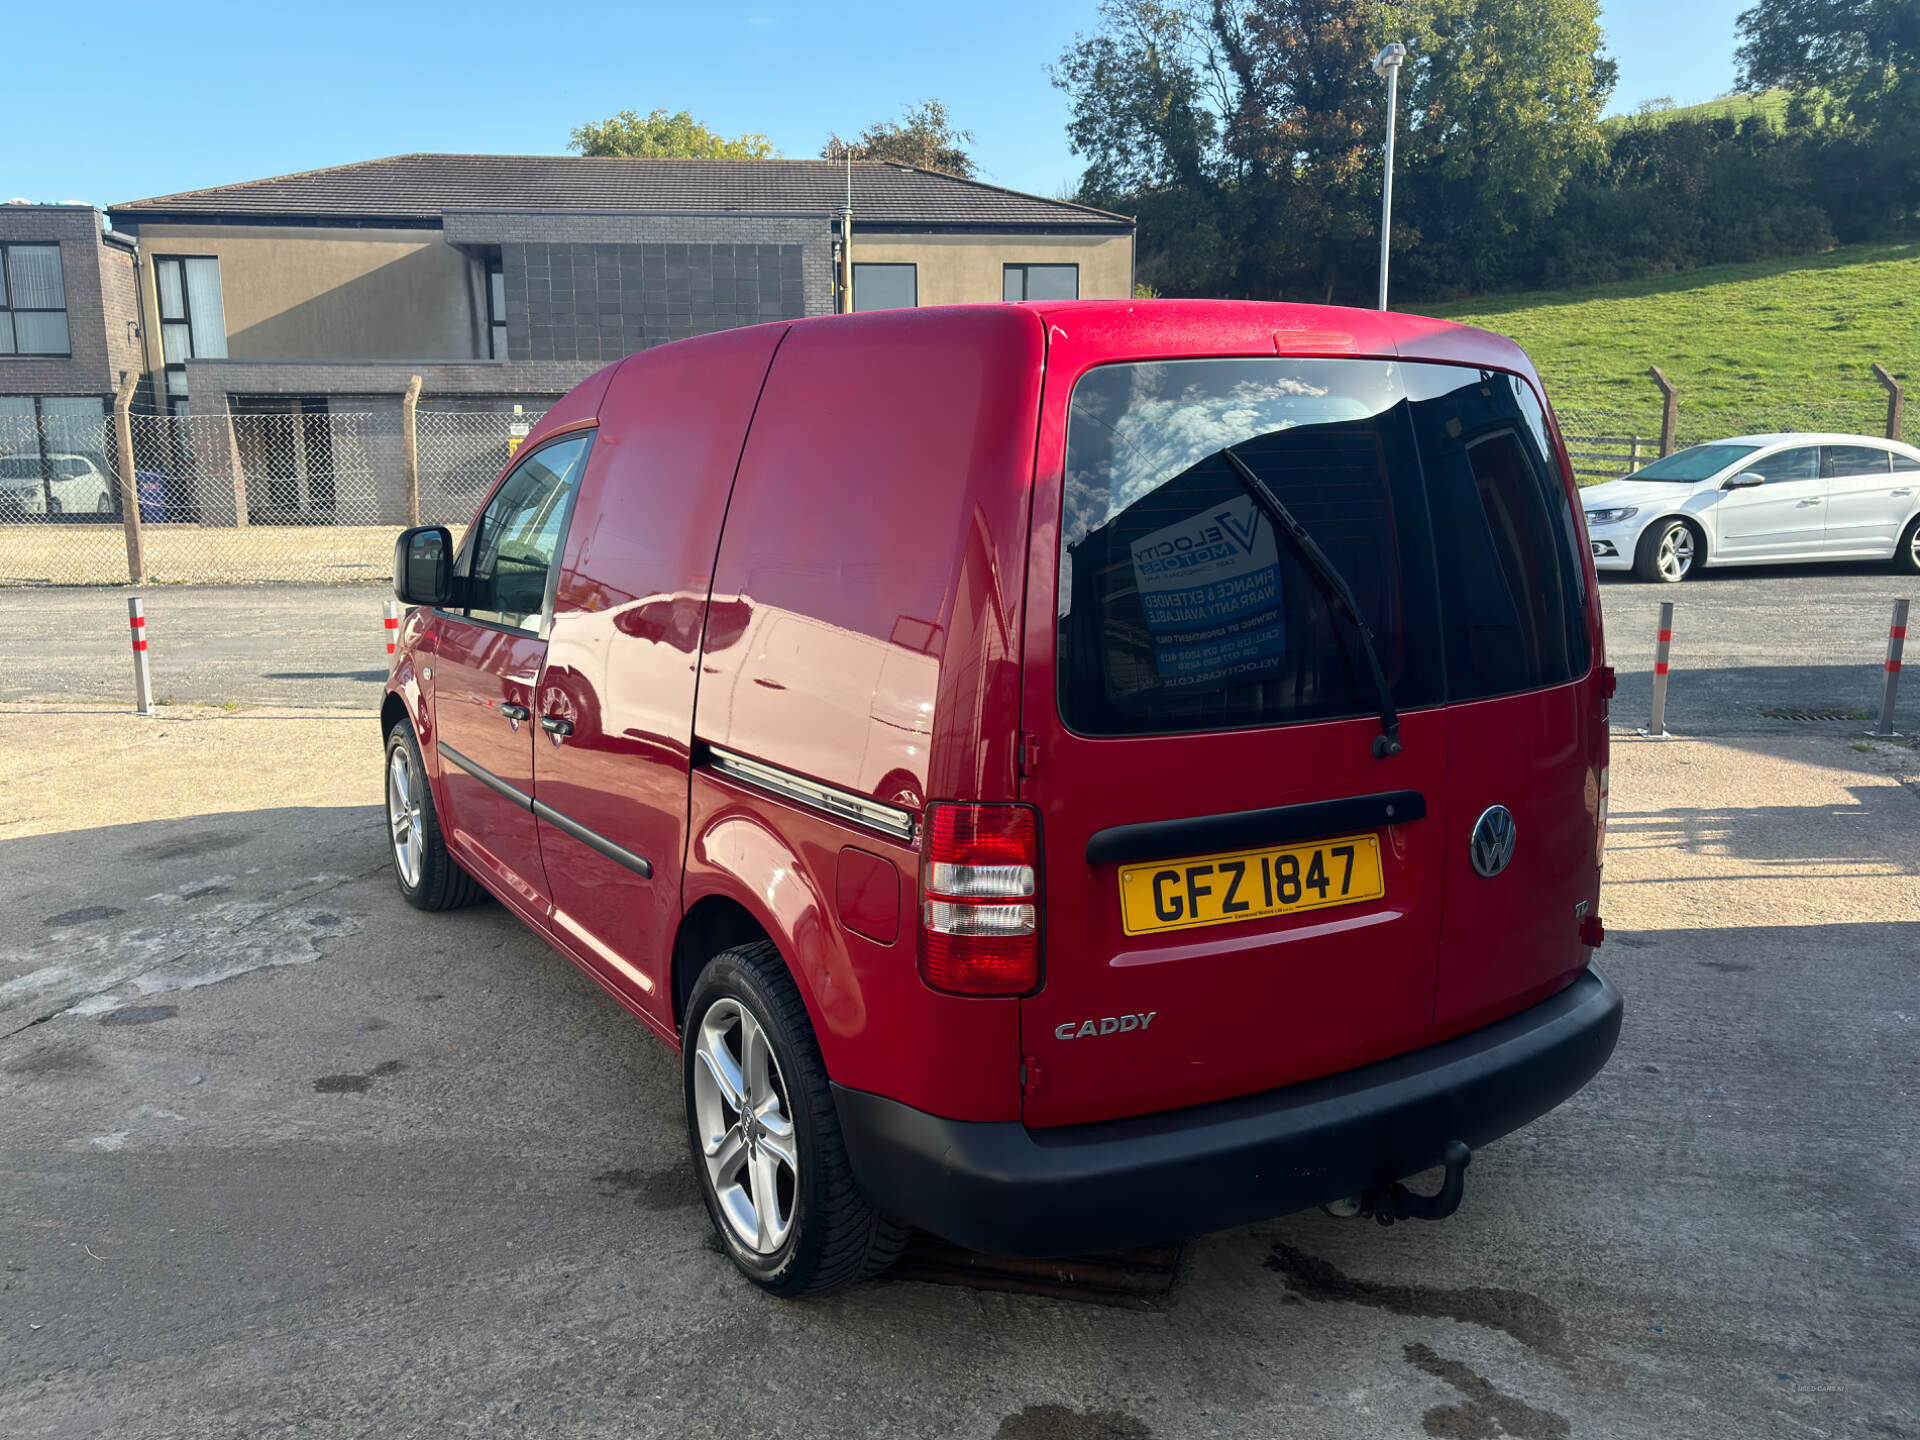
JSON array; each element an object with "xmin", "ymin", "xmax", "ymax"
[
  {"xmin": 1657, "ymin": 523, "xmax": 1694, "ymax": 581},
  {"xmin": 692, "ymin": 997, "xmax": 799, "ymax": 1255},
  {"xmin": 387, "ymin": 744, "xmax": 423, "ymax": 888}
]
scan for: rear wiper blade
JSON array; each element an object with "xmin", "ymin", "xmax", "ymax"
[{"xmin": 1220, "ymin": 446, "xmax": 1403, "ymax": 758}]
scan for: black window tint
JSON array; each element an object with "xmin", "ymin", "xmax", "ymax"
[
  {"xmin": 465, "ymin": 434, "xmax": 590, "ymax": 630},
  {"xmin": 1056, "ymin": 359, "xmax": 1590, "ymax": 737},
  {"xmin": 1825, "ymin": 445, "xmax": 1891, "ymax": 477},
  {"xmin": 1746, "ymin": 447, "xmax": 1819, "ymax": 482}
]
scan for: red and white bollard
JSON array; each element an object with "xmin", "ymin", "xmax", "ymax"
[
  {"xmin": 384, "ymin": 599, "xmax": 400, "ymax": 659},
  {"xmin": 1873, "ymin": 598, "xmax": 1908, "ymax": 738},
  {"xmin": 127, "ymin": 596, "xmax": 153, "ymax": 716},
  {"xmin": 1638, "ymin": 600, "xmax": 1674, "ymax": 739}
]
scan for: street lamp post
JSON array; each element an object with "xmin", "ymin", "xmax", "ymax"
[{"xmin": 1372, "ymin": 42, "xmax": 1408, "ymax": 311}]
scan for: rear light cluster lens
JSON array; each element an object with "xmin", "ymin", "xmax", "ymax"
[{"xmin": 919, "ymin": 803, "xmax": 1039, "ymax": 995}]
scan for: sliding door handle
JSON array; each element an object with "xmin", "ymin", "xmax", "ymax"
[{"xmin": 540, "ymin": 715, "xmax": 574, "ymax": 736}]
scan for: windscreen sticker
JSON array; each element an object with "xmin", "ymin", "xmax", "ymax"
[{"xmin": 1128, "ymin": 496, "xmax": 1285, "ymax": 689}]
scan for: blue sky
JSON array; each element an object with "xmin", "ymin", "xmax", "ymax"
[{"xmin": 11, "ymin": 0, "xmax": 1748, "ymax": 211}]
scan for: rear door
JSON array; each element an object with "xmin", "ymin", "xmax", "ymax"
[
  {"xmin": 1713, "ymin": 445, "xmax": 1825, "ymax": 558},
  {"xmin": 1018, "ymin": 347, "xmax": 1452, "ymax": 1128},
  {"xmin": 1822, "ymin": 444, "xmax": 1901, "ymax": 554},
  {"xmin": 1414, "ymin": 376, "xmax": 1604, "ymax": 1039}
]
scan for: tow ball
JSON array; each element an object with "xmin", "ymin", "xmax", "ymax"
[{"xmin": 1323, "ymin": 1141, "xmax": 1472, "ymax": 1226}]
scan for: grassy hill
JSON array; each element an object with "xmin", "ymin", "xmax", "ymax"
[
  {"xmin": 1601, "ymin": 89, "xmax": 1797, "ymax": 132},
  {"xmin": 1425, "ymin": 241, "xmax": 1917, "ymax": 445}
]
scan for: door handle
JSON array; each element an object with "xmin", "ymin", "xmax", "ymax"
[
  {"xmin": 1894, "ymin": 488, "xmax": 1913, "ymax": 497},
  {"xmin": 540, "ymin": 715, "xmax": 574, "ymax": 736},
  {"xmin": 1796, "ymin": 499, "xmax": 1822, "ymax": 507},
  {"xmin": 499, "ymin": 702, "xmax": 530, "ymax": 722}
]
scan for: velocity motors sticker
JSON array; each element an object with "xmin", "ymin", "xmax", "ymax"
[{"xmin": 1129, "ymin": 495, "xmax": 1286, "ymax": 688}]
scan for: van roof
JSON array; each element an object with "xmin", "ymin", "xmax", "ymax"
[{"xmin": 791, "ymin": 298, "xmax": 1535, "ymax": 376}]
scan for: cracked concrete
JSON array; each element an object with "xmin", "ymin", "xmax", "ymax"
[{"xmin": 1, "ymin": 703, "xmax": 1916, "ymax": 1439}]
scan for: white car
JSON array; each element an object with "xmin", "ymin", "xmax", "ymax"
[
  {"xmin": 1583, "ymin": 433, "xmax": 1920, "ymax": 581},
  {"xmin": 0, "ymin": 453, "xmax": 117, "ymax": 518}
]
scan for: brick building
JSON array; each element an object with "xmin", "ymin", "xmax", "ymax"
[
  {"xmin": 103, "ymin": 154, "xmax": 1135, "ymax": 424},
  {"xmin": 0, "ymin": 204, "xmax": 142, "ymax": 513}
]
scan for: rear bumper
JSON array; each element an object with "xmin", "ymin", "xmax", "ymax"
[{"xmin": 833, "ymin": 965, "xmax": 1622, "ymax": 1257}]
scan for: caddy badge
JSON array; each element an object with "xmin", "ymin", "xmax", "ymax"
[{"xmin": 1470, "ymin": 805, "xmax": 1518, "ymax": 878}]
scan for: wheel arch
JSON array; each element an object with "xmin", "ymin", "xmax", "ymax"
[{"xmin": 672, "ymin": 894, "xmax": 775, "ymax": 1036}]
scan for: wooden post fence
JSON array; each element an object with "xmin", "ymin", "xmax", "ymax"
[
  {"xmin": 112, "ymin": 370, "xmax": 146, "ymax": 585},
  {"xmin": 401, "ymin": 375, "xmax": 423, "ymax": 527},
  {"xmin": 1649, "ymin": 366, "xmax": 1678, "ymax": 457},
  {"xmin": 1874, "ymin": 363, "xmax": 1905, "ymax": 442}
]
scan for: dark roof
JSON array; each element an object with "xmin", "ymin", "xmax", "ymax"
[{"xmin": 109, "ymin": 154, "xmax": 1130, "ymax": 228}]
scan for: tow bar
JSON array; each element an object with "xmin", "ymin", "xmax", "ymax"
[{"xmin": 1325, "ymin": 1141, "xmax": 1472, "ymax": 1226}]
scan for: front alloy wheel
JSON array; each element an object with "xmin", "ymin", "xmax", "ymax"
[
  {"xmin": 387, "ymin": 742, "xmax": 424, "ymax": 888},
  {"xmin": 692, "ymin": 998, "xmax": 799, "ymax": 1254},
  {"xmin": 1635, "ymin": 519, "xmax": 1697, "ymax": 583}
]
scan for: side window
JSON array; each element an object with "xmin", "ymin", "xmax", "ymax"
[
  {"xmin": 1893, "ymin": 450, "xmax": 1920, "ymax": 473},
  {"xmin": 1746, "ymin": 447, "xmax": 1820, "ymax": 483},
  {"xmin": 465, "ymin": 433, "xmax": 591, "ymax": 631},
  {"xmin": 1824, "ymin": 445, "xmax": 1891, "ymax": 478}
]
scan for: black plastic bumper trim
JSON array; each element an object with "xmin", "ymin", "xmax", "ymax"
[
  {"xmin": 833, "ymin": 965, "xmax": 1622, "ymax": 1257},
  {"xmin": 1085, "ymin": 790, "xmax": 1427, "ymax": 866}
]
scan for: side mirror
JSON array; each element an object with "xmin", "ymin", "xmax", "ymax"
[
  {"xmin": 394, "ymin": 525, "xmax": 458, "ymax": 606},
  {"xmin": 1722, "ymin": 472, "xmax": 1765, "ymax": 489}
]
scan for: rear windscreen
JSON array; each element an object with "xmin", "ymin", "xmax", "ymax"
[{"xmin": 1057, "ymin": 358, "xmax": 1589, "ymax": 738}]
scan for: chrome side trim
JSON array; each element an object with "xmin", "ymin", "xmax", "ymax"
[{"xmin": 705, "ymin": 745, "xmax": 917, "ymax": 843}]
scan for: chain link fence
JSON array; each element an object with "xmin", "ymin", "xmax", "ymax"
[
  {"xmin": 1, "ymin": 370, "xmax": 1910, "ymax": 585},
  {"xmin": 1, "ymin": 408, "xmax": 540, "ymax": 586}
]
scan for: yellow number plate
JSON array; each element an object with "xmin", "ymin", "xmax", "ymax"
[{"xmin": 1118, "ymin": 833, "xmax": 1384, "ymax": 936}]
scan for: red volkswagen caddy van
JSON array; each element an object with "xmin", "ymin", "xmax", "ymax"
[{"xmin": 384, "ymin": 300, "xmax": 1620, "ymax": 1295}]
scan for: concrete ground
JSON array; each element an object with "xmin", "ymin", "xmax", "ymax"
[
  {"xmin": 1, "ymin": 701, "xmax": 1915, "ymax": 1439},
  {"xmin": 3, "ymin": 565, "xmax": 1914, "ymax": 732}
]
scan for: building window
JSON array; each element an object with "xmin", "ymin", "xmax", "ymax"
[
  {"xmin": 852, "ymin": 263, "xmax": 917, "ymax": 312},
  {"xmin": 0, "ymin": 395, "xmax": 112, "ymax": 517},
  {"xmin": 1004, "ymin": 264, "xmax": 1079, "ymax": 302},
  {"xmin": 0, "ymin": 244, "xmax": 71, "ymax": 356},
  {"xmin": 153, "ymin": 256, "xmax": 229, "ymax": 412},
  {"xmin": 486, "ymin": 259, "xmax": 509, "ymax": 360}
]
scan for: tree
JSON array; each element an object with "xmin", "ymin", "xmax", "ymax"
[
  {"xmin": 570, "ymin": 109, "xmax": 776, "ymax": 159},
  {"xmin": 1736, "ymin": 0, "xmax": 1920, "ymax": 228},
  {"xmin": 823, "ymin": 102, "xmax": 978, "ymax": 177}
]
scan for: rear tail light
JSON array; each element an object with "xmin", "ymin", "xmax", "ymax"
[{"xmin": 919, "ymin": 803, "xmax": 1040, "ymax": 995}]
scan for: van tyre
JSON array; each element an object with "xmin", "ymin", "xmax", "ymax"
[
  {"xmin": 684, "ymin": 941, "xmax": 910, "ymax": 1296},
  {"xmin": 1633, "ymin": 517, "xmax": 1700, "ymax": 583},
  {"xmin": 1896, "ymin": 515, "xmax": 1920, "ymax": 575},
  {"xmin": 384, "ymin": 718, "xmax": 487, "ymax": 911}
]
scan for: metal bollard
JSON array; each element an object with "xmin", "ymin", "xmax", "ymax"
[
  {"xmin": 1639, "ymin": 601, "xmax": 1674, "ymax": 739},
  {"xmin": 127, "ymin": 596, "xmax": 153, "ymax": 716},
  {"xmin": 1873, "ymin": 598, "xmax": 1908, "ymax": 738},
  {"xmin": 384, "ymin": 599, "xmax": 401, "ymax": 659}
]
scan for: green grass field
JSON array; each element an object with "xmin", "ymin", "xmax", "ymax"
[
  {"xmin": 1425, "ymin": 241, "xmax": 1917, "ymax": 440},
  {"xmin": 1601, "ymin": 89, "xmax": 1796, "ymax": 132}
]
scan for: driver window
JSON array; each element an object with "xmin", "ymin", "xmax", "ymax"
[
  {"xmin": 466, "ymin": 433, "xmax": 592, "ymax": 631},
  {"xmin": 1746, "ymin": 447, "xmax": 1819, "ymax": 483}
]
